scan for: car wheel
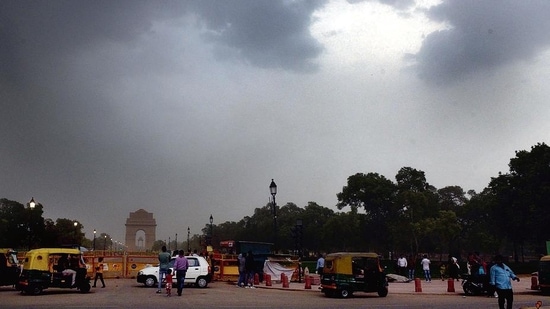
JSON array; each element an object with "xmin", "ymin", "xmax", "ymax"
[
  {"xmin": 145, "ymin": 276, "xmax": 157, "ymax": 287},
  {"xmin": 196, "ymin": 276, "xmax": 208, "ymax": 288},
  {"xmin": 339, "ymin": 288, "xmax": 351, "ymax": 298}
]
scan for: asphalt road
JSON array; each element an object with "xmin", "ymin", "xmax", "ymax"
[{"xmin": 1, "ymin": 279, "xmax": 548, "ymax": 309}]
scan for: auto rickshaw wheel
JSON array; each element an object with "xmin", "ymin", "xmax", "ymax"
[
  {"xmin": 79, "ymin": 282, "xmax": 91, "ymax": 293},
  {"xmin": 339, "ymin": 288, "xmax": 352, "ymax": 298},
  {"xmin": 27, "ymin": 285, "xmax": 43, "ymax": 295},
  {"xmin": 378, "ymin": 286, "xmax": 388, "ymax": 297}
]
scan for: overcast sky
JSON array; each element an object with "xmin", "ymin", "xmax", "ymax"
[{"xmin": 2, "ymin": 0, "xmax": 550, "ymax": 245}]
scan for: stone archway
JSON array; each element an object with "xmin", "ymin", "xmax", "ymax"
[{"xmin": 125, "ymin": 209, "xmax": 156, "ymax": 252}]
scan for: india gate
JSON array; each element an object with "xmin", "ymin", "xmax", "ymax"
[{"xmin": 124, "ymin": 209, "xmax": 156, "ymax": 251}]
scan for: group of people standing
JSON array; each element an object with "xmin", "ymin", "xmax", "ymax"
[
  {"xmin": 157, "ymin": 246, "xmax": 188, "ymax": 297},
  {"xmin": 237, "ymin": 251, "xmax": 256, "ymax": 287},
  {"xmin": 397, "ymin": 253, "xmax": 520, "ymax": 309}
]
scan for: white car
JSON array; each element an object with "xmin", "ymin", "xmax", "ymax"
[{"xmin": 137, "ymin": 256, "xmax": 212, "ymax": 288}]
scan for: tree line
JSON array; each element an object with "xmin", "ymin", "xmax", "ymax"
[{"xmin": 2, "ymin": 143, "xmax": 549, "ymax": 261}]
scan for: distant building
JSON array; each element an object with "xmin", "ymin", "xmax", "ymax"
[{"xmin": 125, "ymin": 209, "xmax": 156, "ymax": 252}]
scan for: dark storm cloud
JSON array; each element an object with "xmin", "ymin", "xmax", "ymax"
[
  {"xmin": 413, "ymin": 0, "xmax": 550, "ymax": 85},
  {"xmin": 188, "ymin": 0, "xmax": 325, "ymax": 72}
]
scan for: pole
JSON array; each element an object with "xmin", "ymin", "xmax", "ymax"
[
  {"xmin": 272, "ymin": 195, "xmax": 277, "ymax": 252},
  {"xmin": 93, "ymin": 229, "xmax": 96, "ymax": 251},
  {"xmin": 187, "ymin": 227, "xmax": 190, "ymax": 252},
  {"xmin": 175, "ymin": 233, "xmax": 178, "ymax": 250}
]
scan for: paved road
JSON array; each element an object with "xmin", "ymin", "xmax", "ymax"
[{"xmin": 0, "ymin": 277, "xmax": 547, "ymax": 309}]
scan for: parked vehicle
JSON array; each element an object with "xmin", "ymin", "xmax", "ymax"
[
  {"xmin": 137, "ymin": 255, "xmax": 211, "ymax": 288},
  {"xmin": 461, "ymin": 274, "xmax": 492, "ymax": 296},
  {"xmin": 320, "ymin": 252, "xmax": 388, "ymax": 298},
  {"xmin": 539, "ymin": 255, "xmax": 550, "ymax": 295},
  {"xmin": 16, "ymin": 248, "xmax": 91, "ymax": 295},
  {"xmin": 0, "ymin": 248, "xmax": 20, "ymax": 287}
]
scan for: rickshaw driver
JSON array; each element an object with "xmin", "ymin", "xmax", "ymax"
[{"xmin": 58, "ymin": 254, "xmax": 77, "ymax": 287}]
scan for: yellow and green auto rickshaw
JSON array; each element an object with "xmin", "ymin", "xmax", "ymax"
[
  {"xmin": 0, "ymin": 248, "xmax": 20, "ymax": 287},
  {"xmin": 320, "ymin": 252, "xmax": 388, "ymax": 298},
  {"xmin": 16, "ymin": 248, "xmax": 91, "ymax": 295}
]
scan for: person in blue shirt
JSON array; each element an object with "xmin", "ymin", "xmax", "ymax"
[{"xmin": 489, "ymin": 254, "xmax": 520, "ymax": 309}]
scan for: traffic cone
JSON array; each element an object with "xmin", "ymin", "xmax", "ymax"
[
  {"xmin": 531, "ymin": 275, "xmax": 539, "ymax": 290},
  {"xmin": 304, "ymin": 275, "xmax": 311, "ymax": 289},
  {"xmin": 414, "ymin": 278, "xmax": 422, "ymax": 292},
  {"xmin": 447, "ymin": 278, "xmax": 455, "ymax": 292},
  {"xmin": 282, "ymin": 273, "xmax": 289, "ymax": 288}
]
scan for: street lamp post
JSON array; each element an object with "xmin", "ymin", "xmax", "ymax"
[
  {"xmin": 93, "ymin": 229, "xmax": 96, "ymax": 251},
  {"xmin": 269, "ymin": 179, "xmax": 278, "ymax": 252},
  {"xmin": 209, "ymin": 215, "xmax": 213, "ymax": 247},
  {"xmin": 103, "ymin": 235, "xmax": 106, "ymax": 253},
  {"xmin": 28, "ymin": 198, "xmax": 36, "ymax": 251},
  {"xmin": 175, "ymin": 233, "xmax": 178, "ymax": 250},
  {"xmin": 295, "ymin": 219, "xmax": 303, "ymax": 283},
  {"xmin": 73, "ymin": 221, "xmax": 78, "ymax": 247},
  {"xmin": 187, "ymin": 227, "xmax": 190, "ymax": 252}
]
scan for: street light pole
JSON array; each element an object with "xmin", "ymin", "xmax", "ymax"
[
  {"xmin": 175, "ymin": 233, "xmax": 178, "ymax": 250},
  {"xmin": 209, "ymin": 215, "xmax": 213, "ymax": 247},
  {"xmin": 28, "ymin": 198, "xmax": 36, "ymax": 251},
  {"xmin": 187, "ymin": 227, "xmax": 190, "ymax": 252},
  {"xmin": 93, "ymin": 229, "xmax": 96, "ymax": 251},
  {"xmin": 269, "ymin": 179, "xmax": 278, "ymax": 252},
  {"xmin": 73, "ymin": 221, "xmax": 78, "ymax": 247},
  {"xmin": 103, "ymin": 235, "xmax": 106, "ymax": 253}
]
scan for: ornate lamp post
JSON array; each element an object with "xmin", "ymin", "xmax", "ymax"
[
  {"xmin": 269, "ymin": 179, "xmax": 278, "ymax": 252},
  {"xmin": 187, "ymin": 227, "xmax": 190, "ymax": 252},
  {"xmin": 209, "ymin": 215, "xmax": 213, "ymax": 247},
  {"xmin": 73, "ymin": 221, "xmax": 78, "ymax": 247},
  {"xmin": 103, "ymin": 235, "xmax": 107, "ymax": 253},
  {"xmin": 28, "ymin": 198, "xmax": 36, "ymax": 250},
  {"xmin": 93, "ymin": 229, "xmax": 97, "ymax": 251}
]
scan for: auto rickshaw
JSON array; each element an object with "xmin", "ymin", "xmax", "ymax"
[
  {"xmin": 539, "ymin": 255, "xmax": 550, "ymax": 295},
  {"xmin": 320, "ymin": 252, "xmax": 388, "ymax": 298},
  {"xmin": 16, "ymin": 248, "xmax": 91, "ymax": 295},
  {"xmin": 0, "ymin": 248, "xmax": 20, "ymax": 287}
]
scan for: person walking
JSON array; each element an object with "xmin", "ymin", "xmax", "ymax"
[
  {"xmin": 316, "ymin": 253, "xmax": 325, "ymax": 277},
  {"xmin": 157, "ymin": 245, "xmax": 171, "ymax": 294},
  {"xmin": 173, "ymin": 250, "xmax": 189, "ymax": 296},
  {"xmin": 245, "ymin": 251, "xmax": 255, "ymax": 287},
  {"xmin": 421, "ymin": 254, "xmax": 431, "ymax": 282},
  {"xmin": 164, "ymin": 269, "xmax": 173, "ymax": 297},
  {"xmin": 237, "ymin": 253, "xmax": 246, "ymax": 287},
  {"xmin": 407, "ymin": 254, "xmax": 416, "ymax": 280},
  {"xmin": 93, "ymin": 257, "xmax": 106, "ymax": 288},
  {"xmin": 490, "ymin": 254, "xmax": 520, "ymax": 309},
  {"xmin": 397, "ymin": 255, "xmax": 408, "ymax": 277}
]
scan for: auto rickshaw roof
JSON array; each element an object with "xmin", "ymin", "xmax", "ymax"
[
  {"xmin": 326, "ymin": 252, "xmax": 379, "ymax": 259},
  {"xmin": 26, "ymin": 248, "xmax": 83, "ymax": 256}
]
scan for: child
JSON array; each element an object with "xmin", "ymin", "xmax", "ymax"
[
  {"xmin": 440, "ymin": 262, "xmax": 447, "ymax": 281},
  {"xmin": 164, "ymin": 269, "xmax": 173, "ymax": 297}
]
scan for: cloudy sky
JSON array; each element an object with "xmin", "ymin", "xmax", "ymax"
[{"xmin": 2, "ymin": 0, "xmax": 550, "ymax": 245}]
